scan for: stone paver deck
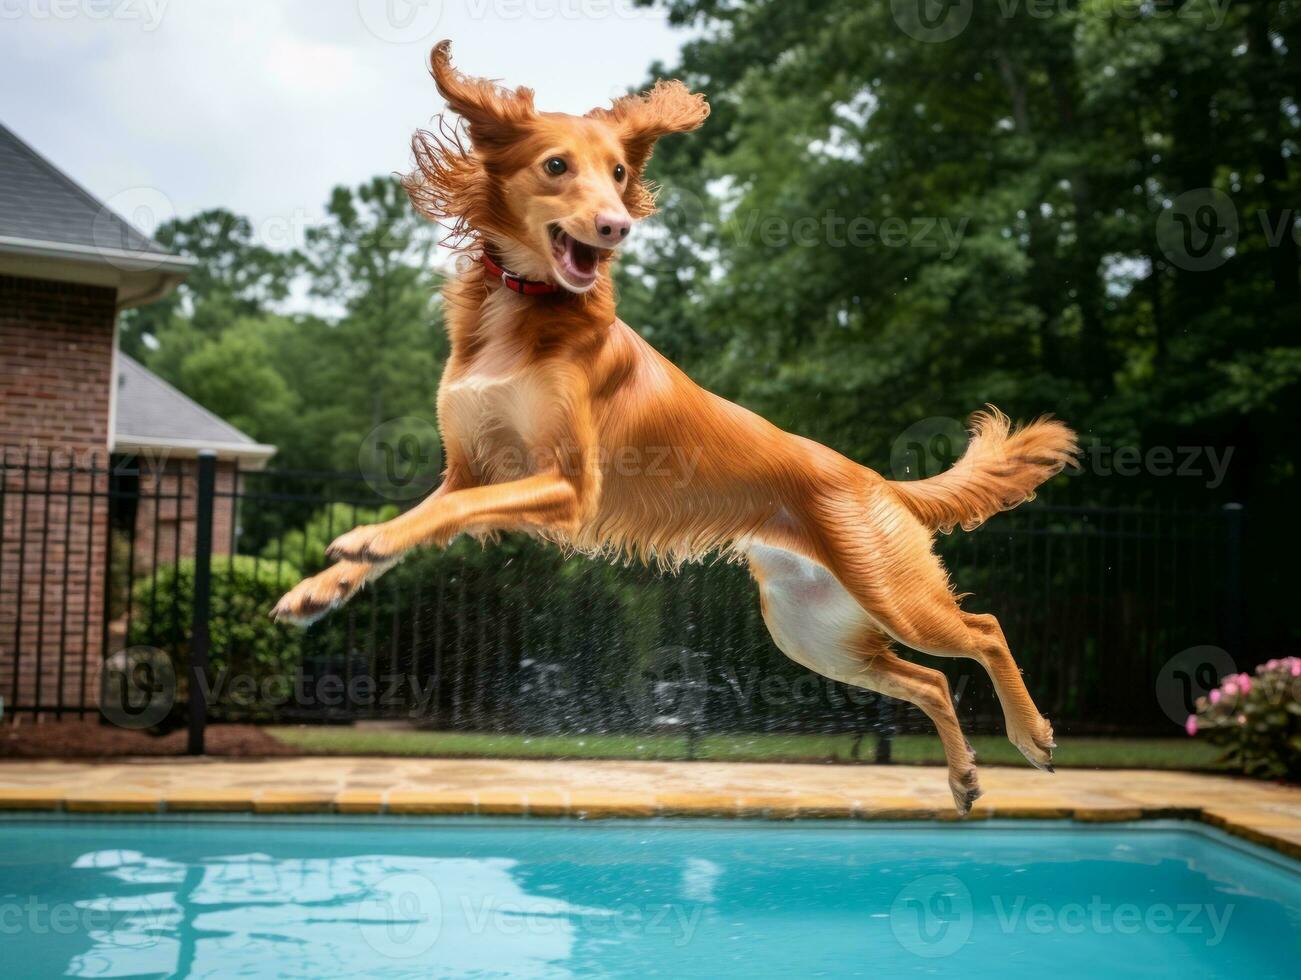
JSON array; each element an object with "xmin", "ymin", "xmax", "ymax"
[{"xmin": 1, "ymin": 758, "xmax": 1298, "ymax": 859}]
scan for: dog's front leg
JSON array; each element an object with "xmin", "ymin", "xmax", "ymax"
[
  {"xmin": 326, "ymin": 472, "xmax": 582, "ymax": 563},
  {"xmin": 272, "ymin": 471, "xmax": 467, "ymax": 624}
]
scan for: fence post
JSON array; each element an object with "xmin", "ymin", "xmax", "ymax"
[
  {"xmin": 187, "ymin": 450, "xmax": 216, "ymax": 756},
  {"xmin": 875, "ymin": 697, "xmax": 894, "ymax": 763},
  {"xmin": 1223, "ymin": 502, "xmax": 1245, "ymax": 665}
]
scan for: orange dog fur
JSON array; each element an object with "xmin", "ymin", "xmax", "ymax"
[{"xmin": 274, "ymin": 42, "xmax": 1079, "ymax": 814}]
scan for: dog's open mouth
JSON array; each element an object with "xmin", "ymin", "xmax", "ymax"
[{"xmin": 549, "ymin": 224, "xmax": 607, "ymax": 290}]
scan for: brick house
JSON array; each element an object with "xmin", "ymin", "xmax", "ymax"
[
  {"xmin": 0, "ymin": 122, "xmax": 273, "ymax": 717},
  {"xmin": 114, "ymin": 352, "xmax": 275, "ymax": 576}
]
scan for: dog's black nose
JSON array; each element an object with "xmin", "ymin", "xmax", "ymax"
[{"xmin": 594, "ymin": 213, "xmax": 631, "ymax": 246}]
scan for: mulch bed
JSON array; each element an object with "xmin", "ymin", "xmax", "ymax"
[{"xmin": 0, "ymin": 720, "xmax": 297, "ymax": 758}]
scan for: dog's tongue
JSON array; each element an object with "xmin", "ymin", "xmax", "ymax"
[{"xmin": 567, "ymin": 236, "xmax": 597, "ymax": 275}]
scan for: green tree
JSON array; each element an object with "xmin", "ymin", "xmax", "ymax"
[
  {"xmin": 622, "ymin": 0, "xmax": 1299, "ymax": 491},
  {"xmin": 169, "ymin": 315, "xmax": 301, "ymax": 445},
  {"xmin": 621, "ymin": 0, "xmax": 1300, "ymax": 654},
  {"xmin": 120, "ymin": 208, "xmax": 300, "ymax": 358},
  {"xmin": 304, "ymin": 177, "xmax": 446, "ymax": 472}
]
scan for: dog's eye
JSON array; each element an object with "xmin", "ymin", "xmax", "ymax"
[
  {"xmin": 613, "ymin": 164, "xmax": 626, "ymax": 182},
  {"xmin": 544, "ymin": 157, "xmax": 567, "ymax": 176}
]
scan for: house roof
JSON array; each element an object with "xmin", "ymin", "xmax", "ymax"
[
  {"xmin": 0, "ymin": 121, "xmax": 194, "ymax": 308},
  {"xmin": 114, "ymin": 353, "xmax": 276, "ymax": 463}
]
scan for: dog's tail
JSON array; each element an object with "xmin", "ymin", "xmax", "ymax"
[{"xmin": 889, "ymin": 407, "xmax": 1078, "ymax": 533}]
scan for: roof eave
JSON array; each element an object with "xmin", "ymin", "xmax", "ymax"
[
  {"xmin": 111, "ymin": 433, "xmax": 278, "ymax": 468},
  {"xmin": 0, "ymin": 235, "xmax": 195, "ymax": 311}
]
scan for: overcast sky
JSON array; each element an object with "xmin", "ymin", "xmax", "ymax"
[{"xmin": 1, "ymin": 0, "xmax": 689, "ymax": 250}]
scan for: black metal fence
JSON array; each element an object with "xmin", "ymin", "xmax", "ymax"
[{"xmin": 1, "ymin": 447, "xmax": 1244, "ymax": 751}]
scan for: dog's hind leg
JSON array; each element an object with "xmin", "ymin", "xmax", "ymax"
[
  {"xmin": 749, "ymin": 544, "xmax": 981, "ymax": 815},
  {"xmin": 811, "ymin": 488, "xmax": 1055, "ymax": 771},
  {"xmin": 850, "ymin": 650, "xmax": 981, "ymax": 814},
  {"xmin": 958, "ymin": 610, "xmax": 1055, "ymax": 770}
]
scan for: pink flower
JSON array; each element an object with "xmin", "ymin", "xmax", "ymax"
[
  {"xmin": 1236, "ymin": 714, "xmax": 1247, "ymax": 726},
  {"xmin": 1238, "ymin": 674, "xmax": 1252, "ymax": 694},
  {"xmin": 1209, "ymin": 689, "xmax": 1221, "ymax": 704},
  {"xmin": 1185, "ymin": 715, "xmax": 1198, "ymax": 736},
  {"xmin": 1222, "ymin": 681, "xmax": 1238, "ymax": 698},
  {"xmin": 1292, "ymin": 661, "xmax": 1301, "ymax": 677}
]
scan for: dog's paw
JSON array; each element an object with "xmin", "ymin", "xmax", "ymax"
[
  {"xmin": 272, "ymin": 568, "xmax": 358, "ymax": 626},
  {"xmin": 949, "ymin": 764, "xmax": 983, "ymax": 818},
  {"xmin": 1010, "ymin": 716, "xmax": 1056, "ymax": 773},
  {"xmin": 326, "ymin": 524, "xmax": 400, "ymax": 562}
]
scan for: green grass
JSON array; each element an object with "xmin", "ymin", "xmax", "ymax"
[{"xmin": 264, "ymin": 727, "xmax": 1228, "ymax": 771}]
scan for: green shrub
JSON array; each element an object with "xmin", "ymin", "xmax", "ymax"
[
  {"xmin": 127, "ymin": 555, "xmax": 303, "ymax": 718},
  {"xmin": 217, "ymin": 502, "xmax": 769, "ymax": 729},
  {"xmin": 1188, "ymin": 658, "xmax": 1301, "ymax": 781},
  {"xmin": 261, "ymin": 502, "xmax": 398, "ymax": 573}
]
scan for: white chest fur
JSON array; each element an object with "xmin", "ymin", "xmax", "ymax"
[{"xmin": 442, "ymin": 369, "xmax": 550, "ymax": 469}]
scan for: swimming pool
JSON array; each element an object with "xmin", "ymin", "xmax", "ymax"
[{"xmin": 1, "ymin": 817, "xmax": 1296, "ymax": 978}]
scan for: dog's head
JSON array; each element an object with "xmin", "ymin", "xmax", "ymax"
[{"xmin": 406, "ymin": 41, "xmax": 709, "ymax": 294}]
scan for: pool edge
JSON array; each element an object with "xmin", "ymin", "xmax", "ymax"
[{"xmin": 1, "ymin": 788, "xmax": 1295, "ymax": 861}]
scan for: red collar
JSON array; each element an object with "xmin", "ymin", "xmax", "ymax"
[{"xmin": 481, "ymin": 252, "xmax": 559, "ymax": 296}]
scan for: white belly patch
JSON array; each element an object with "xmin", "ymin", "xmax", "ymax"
[{"xmin": 747, "ymin": 544, "xmax": 873, "ymax": 682}]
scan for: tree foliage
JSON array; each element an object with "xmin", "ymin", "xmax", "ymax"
[
  {"xmin": 617, "ymin": 0, "xmax": 1299, "ymax": 507},
  {"xmin": 124, "ymin": 180, "xmax": 444, "ymax": 472}
]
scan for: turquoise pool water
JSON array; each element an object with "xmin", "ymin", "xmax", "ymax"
[{"xmin": 0, "ymin": 817, "xmax": 1297, "ymax": 978}]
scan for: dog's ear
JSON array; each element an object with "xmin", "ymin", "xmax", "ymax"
[
  {"xmin": 429, "ymin": 40, "xmax": 536, "ymax": 154},
  {"xmin": 593, "ymin": 80, "xmax": 709, "ymax": 173}
]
